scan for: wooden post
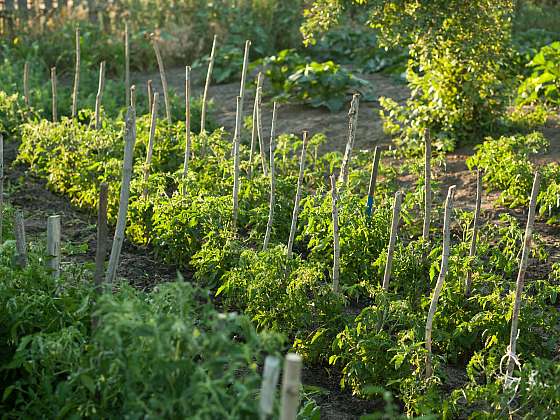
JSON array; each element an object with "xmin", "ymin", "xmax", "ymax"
[
  {"xmin": 423, "ymin": 130, "xmax": 432, "ymax": 242},
  {"xmin": 366, "ymin": 145, "xmax": 381, "ymax": 216},
  {"xmin": 150, "ymin": 33, "xmax": 171, "ymax": 125},
  {"xmin": 23, "ymin": 61, "xmax": 29, "ymax": 106},
  {"xmin": 382, "ymin": 191, "xmax": 403, "ymax": 291},
  {"xmin": 105, "ymin": 106, "xmax": 137, "ymax": 284},
  {"xmin": 200, "ymin": 34, "xmax": 217, "ymax": 136},
  {"xmin": 51, "ymin": 67, "xmax": 57, "ymax": 122},
  {"xmin": 94, "ymin": 182, "xmax": 109, "ymax": 292},
  {"xmin": 280, "ymin": 353, "xmax": 302, "ymax": 420},
  {"xmin": 425, "ymin": 185, "xmax": 456, "ymax": 378},
  {"xmin": 0, "ymin": 134, "xmax": 3, "ymax": 244},
  {"xmin": 47, "ymin": 215, "xmax": 61, "ymax": 278},
  {"xmin": 465, "ymin": 170, "xmax": 482, "ymax": 297},
  {"xmin": 14, "ymin": 210, "xmax": 27, "ymax": 268},
  {"xmin": 263, "ymin": 102, "xmax": 278, "ymax": 251},
  {"xmin": 259, "ymin": 355, "xmax": 281, "ymax": 420},
  {"xmin": 142, "ymin": 92, "xmax": 158, "ymax": 200},
  {"xmin": 339, "ymin": 93, "xmax": 360, "ymax": 185},
  {"xmin": 331, "ymin": 174, "xmax": 340, "ymax": 293},
  {"xmin": 506, "ymin": 172, "xmax": 541, "ymax": 380},
  {"xmin": 257, "ymin": 86, "xmax": 267, "ymax": 176},
  {"xmin": 249, "ymin": 72, "xmax": 263, "ymax": 178},
  {"xmin": 125, "ymin": 21, "xmax": 130, "ymax": 109},
  {"xmin": 130, "ymin": 85, "xmax": 136, "ymax": 109},
  {"xmin": 147, "ymin": 80, "xmax": 153, "ymax": 116},
  {"xmin": 287, "ymin": 131, "xmax": 308, "ymax": 258},
  {"xmin": 94, "ymin": 61, "xmax": 106, "ymax": 130},
  {"xmin": 182, "ymin": 66, "xmax": 191, "ymax": 183},
  {"xmin": 232, "ymin": 96, "xmax": 242, "ymax": 231},
  {"xmin": 238, "ymin": 40, "xmax": 251, "ymax": 133},
  {"xmin": 72, "ymin": 26, "xmax": 80, "ymax": 118}
]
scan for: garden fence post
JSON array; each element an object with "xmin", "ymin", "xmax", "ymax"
[
  {"xmin": 339, "ymin": 93, "xmax": 360, "ymax": 185},
  {"xmin": 72, "ymin": 26, "xmax": 80, "ymax": 118},
  {"xmin": 143, "ymin": 92, "xmax": 158, "ymax": 200},
  {"xmin": 259, "ymin": 355, "xmax": 281, "ymax": 420},
  {"xmin": 280, "ymin": 353, "xmax": 302, "ymax": 420},
  {"xmin": 47, "ymin": 215, "xmax": 61, "ymax": 278},
  {"xmin": 366, "ymin": 145, "xmax": 381, "ymax": 216},
  {"xmin": 94, "ymin": 182, "xmax": 109, "ymax": 293},
  {"xmin": 287, "ymin": 131, "xmax": 308, "ymax": 258},
  {"xmin": 14, "ymin": 210, "xmax": 27, "ymax": 268},
  {"xmin": 465, "ymin": 170, "xmax": 482, "ymax": 297},
  {"xmin": 382, "ymin": 191, "xmax": 403, "ymax": 291},
  {"xmin": 200, "ymin": 34, "xmax": 217, "ymax": 137},
  {"xmin": 150, "ymin": 33, "xmax": 171, "ymax": 125},
  {"xmin": 94, "ymin": 61, "xmax": 106, "ymax": 129},
  {"xmin": 331, "ymin": 174, "xmax": 340, "ymax": 293},
  {"xmin": 263, "ymin": 102, "xmax": 278, "ymax": 250}
]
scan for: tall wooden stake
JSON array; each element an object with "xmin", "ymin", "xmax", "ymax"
[
  {"xmin": 142, "ymin": 92, "xmax": 158, "ymax": 199},
  {"xmin": 51, "ymin": 67, "xmax": 57, "ymax": 122},
  {"xmin": 366, "ymin": 145, "xmax": 381, "ymax": 216},
  {"xmin": 287, "ymin": 131, "xmax": 308, "ymax": 258},
  {"xmin": 259, "ymin": 355, "xmax": 281, "ymax": 420},
  {"xmin": 94, "ymin": 182, "xmax": 109, "ymax": 292},
  {"xmin": 280, "ymin": 353, "xmax": 302, "ymax": 420},
  {"xmin": 0, "ymin": 134, "xmax": 3, "ymax": 244},
  {"xmin": 106, "ymin": 106, "xmax": 137, "ymax": 284},
  {"xmin": 249, "ymin": 72, "xmax": 264, "ymax": 178},
  {"xmin": 94, "ymin": 61, "xmax": 106, "ymax": 130},
  {"xmin": 339, "ymin": 93, "xmax": 360, "ymax": 185},
  {"xmin": 14, "ymin": 210, "xmax": 27, "ymax": 268},
  {"xmin": 147, "ymin": 80, "xmax": 153, "ymax": 117},
  {"xmin": 150, "ymin": 33, "xmax": 171, "ymax": 125},
  {"xmin": 465, "ymin": 170, "xmax": 482, "ymax": 297},
  {"xmin": 382, "ymin": 191, "xmax": 403, "ymax": 291},
  {"xmin": 182, "ymin": 66, "xmax": 192, "ymax": 184},
  {"xmin": 232, "ymin": 96, "xmax": 242, "ymax": 231},
  {"xmin": 425, "ymin": 185, "xmax": 456, "ymax": 378},
  {"xmin": 423, "ymin": 130, "xmax": 432, "ymax": 242},
  {"xmin": 331, "ymin": 174, "xmax": 340, "ymax": 293},
  {"xmin": 200, "ymin": 34, "xmax": 217, "ymax": 136},
  {"xmin": 506, "ymin": 172, "xmax": 541, "ymax": 380},
  {"xmin": 124, "ymin": 21, "xmax": 130, "ymax": 109},
  {"xmin": 47, "ymin": 215, "xmax": 61, "ymax": 278},
  {"xmin": 23, "ymin": 61, "xmax": 30, "ymax": 106},
  {"xmin": 263, "ymin": 102, "xmax": 278, "ymax": 251},
  {"xmin": 130, "ymin": 85, "xmax": 136, "ymax": 109},
  {"xmin": 72, "ymin": 26, "xmax": 80, "ymax": 118}
]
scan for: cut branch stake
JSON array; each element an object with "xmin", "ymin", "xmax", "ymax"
[
  {"xmin": 465, "ymin": 170, "xmax": 482, "ymax": 297},
  {"xmin": 366, "ymin": 145, "xmax": 381, "ymax": 216},
  {"xmin": 249, "ymin": 72, "xmax": 263, "ymax": 178},
  {"xmin": 200, "ymin": 34, "xmax": 217, "ymax": 136},
  {"xmin": 423, "ymin": 130, "xmax": 432, "ymax": 242},
  {"xmin": 425, "ymin": 185, "xmax": 456, "ymax": 378},
  {"xmin": 72, "ymin": 26, "xmax": 80, "ymax": 118},
  {"xmin": 263, "ymin": 102, "xmax": 278, "ymax": 251},
  {"xmin": 182, "ymin": 66, "xmax": 192, "ymax": 183},
  {"xmin": 125, "ymin": 21, "xmax": 130, "ymax": 108},
  {"xmin": 259, "ymin": 355, "xmax": 281, "ymax": 420},
  {"xmin": 94, "ymin": 182, "xmax": 109, "ymax": 292},
  {"xmin": 47, "ymin": 215, "xmax": 61, "ymax": 278},
  {"xmin": 339, "ymin": 93, "xmax": 360, "ymax": 185},
  {"xmin": 331, "ymin": 174, "xmax": 340, "ymax": 293},
  {"xmin": 51, "ymin": 67, "xmax": 57, "ymax": 122},
  {"xmin": 506, "ymin": 171, "xmax": 541, "ymax": 380},
  {"xmin": 280, "ymin": 353, "xmax": 302, "ymax": 420},
  {"xmin": 147, "ymin": 80, "xmax": 153, "ymax": 116},
  {"xmin": 23, "ymin": 61, "xmax": 30, "ymax": 106},
  {"xmin": 382, "ymin": 191, "xmax": 403, "ymax": 291},
  {"xmin": 151, "ymin": 33, "xmax": 171, "ymax": 125},
  {"xmin": 232, "ymin": 96, "xmax": 242, "ymax": 231},
  {"xmin": 94, "ymin": 61, "xmax": 106, "ymax": 130},
  {"xmin": 233, "ymin": 40, "xmax": 251, "ymax": 144},
  {"xmin": 142, "ymin": 92, "xmax": 158, "ymax": 200},
  {"xmin": 14, "ymin": 210, "xmax": 27, "ymax": 268},
  {"xmin": 287, "ymin": 131, "xmax": 308, "ymax": 258}
]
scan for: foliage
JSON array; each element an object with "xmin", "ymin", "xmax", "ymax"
[{"xmin": 518, "ymin": 41, "xmax": 560, "ymax": 106}]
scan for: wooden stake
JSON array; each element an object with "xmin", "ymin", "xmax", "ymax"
[
  {"xmin": 142, "ymin": 92, "xmax": 158, "ymax": 200},
  {"xmin": 125, "ymin": 21, "xmax": 130, "ymax": 109},
  {"xmin": 331, "ymin": 174, "xmax": 340, "ymax": 293},
  {"xmin": 232, "ymin": 96, "xmax": 242, "ymax": 231},
  {"xmin": 465, "ymin": 170, "xmax": 482, "ymax": 297},
  {"xmin": 23, "ymin": 61, "xmax": 29, "ymax": 106},
  {"xmin": 257, "ymin": 86, "xmax": 267, "ymax": 176},
  {"xmin": 259, "ymin": 355, "xmax": 281, "ymax": 420},
  {"xmin": 423, "ymin": 130, "xmax": 432, "ymax": 242},
  {"xmin": 47, "ymin": 215, "xmax": 61, "ymax": 278},
  {"xmin": 506, "ymin": 172, "xmax": 541, "ymax": 379},
  {"xmin": 14, "ymin": 210, "xmax": 27, "ymax": 268},
  {"xmin": 425, "ymin": 185, "xmax": 456, "ymax": 378},
  {"xmin": 72, "ymin": 26, "xmax": 80, "ymax": 118},
  {"xmin": 232, "ymin": 40, "xmax": 251, "ymax": 147},
  {"xmin": 150, "ymin": 33, "xmax": 171, "ymax": 125},
  {"xmin": 200, "ymin": 34, "xmax": 217, "ymax": 136},
  {"xmin": 0, "ymin": 134, "xmax": 3, "ymax": 244},
  {"xmin": 382, "ymin": 191, "xmax": 403, "ymax": 291},
  {"xmin": 366, "ymin": 145, "xmax": 381, "ymax": 216},
  {"xmin": 287, "ymin": 131, "xmax": 308, "ymax": 258},
  {"xmin": 182, "ymin": 66, "xmax": 191, "ymax": 183},
  {"xmin": 105, "ymin": 106, "xmax": 137, "ymax": 284},
  {"xmin": 51, "ymin": 67, "xmax": 57, "ymax": 122},
  {"xmin": 147, "ymin": 80, "xmax": 153, "ymax": 116},
  {"xmin": 94, "ymin": 182, "xmax": 109, "ymax": 292},
  {"xmin": 280, "ymin": 353, "xmax": 302, "ymax": 420},
  {"xmin": 339, "ymin": 93, "xmax": 360, "ymax": 185},
  {"xmin": 94, "ymin": 61, "xmax": 106, "ymax": 130},
  {"xmin": 130, "ymin": 85, "xmax": 136, "ymax": 109},
  {"xmin": 263, "ymin": 102, "xmax": 278, "ymax": 251},
  {"xmin": 249, "ymin": 73, "xmax": 263, "ymax": 178}
]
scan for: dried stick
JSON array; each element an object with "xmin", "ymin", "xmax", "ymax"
[
  {"xmin": 232, "ymin": 40, "xmax": 251, "ymax": 148},
  {"xmin": 51, "ymin": 67, "xmax": 57, "ymax": 122},
  {"xmin": 382, "ymin": 191, "xmax": 403, "ymax": 291},
  {"xmin": 94, "ymin": 61, "xmax": 106, "ymax": 130},
  {"xmin": 506, "ymin": 172, "xmax": 541, "ymax": 380},
  {"xmin": 147, "ymin": 80, "xmax": 153, "ymax": 116},
  {"xmin": 94, "ymin": 182, "xmax": 109, "ymax": 292},
  {"xmin": 280, "ymin": 353, "xmax": 302, "ymax": 420},
  {"xmin": 105, "ymin": 107, "xmax": 137, "ymax": 284},
  {"xmin": 425, "ymin": 185, "xmax": 456, "ymax": 378},
  {"xmin": 339, "ymin": 93, "xmax": 360, "ymax": 185},
  {"xmin": 142, "ymin": 92, "xmax": 158, "ymax": 200},
  {"xmin": 232, "ymin": 96, "xmax": 242, "ymax": 231},
  {"xmin": 47, "ymin": 215, "xmax": 61, "ymax": 278},
  {"xmin": 150, "ymin": 33, "xmax": 171, "ymax": 125},
  {"xmin": 200, "ymin": 34, "xmax": 217, "ymax": 136},
  {"xmin": 263, "ymin": 102, "xmax": 278, "ymax": 251},
  {"xmin": 71, "ymin": 26, "xmax": 80, "ymax": 118},
  {"xmin": 366, "ymin": 145, "xmax": 381, "ymax": 216},
  {"xmin": 125, "ymin": 21, "xmax": 130, "ymax": 108},
  {"xmin": 259, "ymin": 355, "xmax": 281, "ymax": 420},
  {"xmin": 287, "ymin": 131, "xmax": 308, "ymax": 258},
  {"xmin": 182, "ymin": 66, "xmax": 192, "ymax": 183},
  {"xmin": 23, "ymin": 61, "xmax": 29, "ymax": 106},
  {"xmin": 465, "ymin": 170, "xmax": 482, "ymax": 297},
  {"xmin": 249, "ymin": 72, "xmax": 263, "ymax": 178},
  {"xmin": 0, "ymin": 134, "xmax": 3, "ymax": 244},
  {"xmin": 257, "ymin": 86, "xmax": 267, "ymax": 176},
  {"xmin": 423, "ymin": 130, "xmax": 432, "ymax": 242},
  {"xmin": 331, "ymin": 174, "xmax": 340, "ymax": 293},
  {"xmin": 14, "ymin": 210, "xmax": 27, "ymax": 268}
]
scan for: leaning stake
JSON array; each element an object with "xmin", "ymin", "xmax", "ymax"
[
  {"xmin": 423, "ymin": 130, "xmax": 432, "ymax": 243},
  {"xmin": 94, "ymin": 61, "xmax": 106, "ymax": 129},
  {"xmin": 23, "ymin": 61, "xmax": 30, "ymax": 106},
  {"xmin": 506, "ymin": 171, "xmax": 541, "ymax": 382},
  {"xmin": 106, "ymin": 105, "xmax": 137, "ymax": 284},
  {"xmin": 339, "ymin": 93, "xmax": 360, "ymax": 185},
  {"xmin": 366, "ymin": 145, "xmax": 381, "ymax": 216},
  {"xmin": 51, "ymin": 67, "xmax": 57, "ymax": 122},
  {"xmin": 47, "ymin": 215, "xmax": 61, "ymax": 278},
  {"xmin": 71, "ymin": 26, "xmax": 80, "ymax": 118},
  {"xmin": 425, "ymin": 185, "xmax": 456, "ymax": 378},
  {"xmin": 280, "ymin": 353, "xmax": 303, "ymax": 420},
  {"xmin": 182, "ymin": 66, "xmax": 192, "ymax": 184},
  {"xmin": 232, "ymin": 96, "xmax": 242, "ymax": 231},
  {"xmin": 150, "ymin": 33, "xmax": 172, "ymax": 125},
  {"xmin": 124, "ymin": 21, "xmax": 130, "ymax": 108},
  {"xmin": 249, "ymin": 73, "xmax": 264, "ymax": 178},
  {"xmin": 331, "ymin": 174, "xmax": 340, "ymax": 293},
  {"xmin": 200, "ymin": 34, "xmax": 217, "ymax": 136},
  {"xmin": 94, "ymin": 182, "xmax": 109, "ymax": 292},
  {"xmin": 465, "ymin": 170, "xmax": 482, "ymax": 297},
  {"xmin": 142, "ymin": 92, "xmax": 159, "ymax": 199},
  {"xmin": 382, "ymin": 191, "xmax": 403, "ymax": 291},
  {"xmin": 263, "ymin": 102, "xmax": 278, "ymax": 251},
  {"xmin": 287, "ymin": 131, "xmax": 308, "ymax": 258}
]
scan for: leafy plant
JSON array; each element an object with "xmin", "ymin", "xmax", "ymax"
[{"xmin": 518, "ymin": 41, "xmax": 560, "ymax": 106}]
